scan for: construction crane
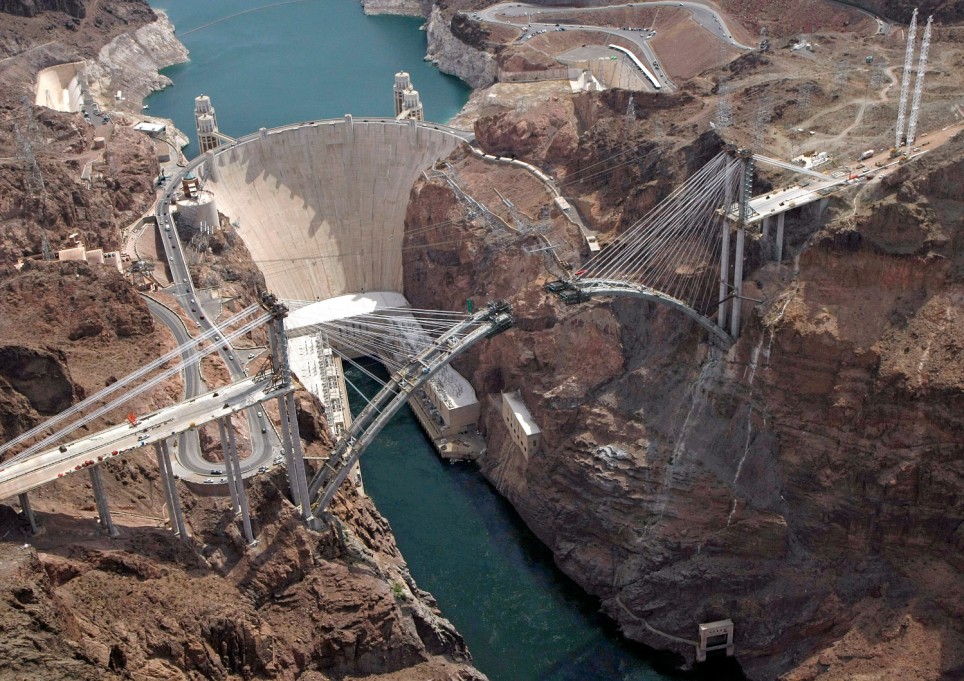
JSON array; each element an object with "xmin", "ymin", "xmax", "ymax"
[
  {"xmin": 906, "ymin": 15, "xmax": 933, "ymax": 147},
  {"xmin": 894, "ymin": 8, "xmax": 918, "ymax": 150}
]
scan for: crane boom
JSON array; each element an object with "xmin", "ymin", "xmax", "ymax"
[
  {"xmin": 894, "ymin": 9, "xmax": 918, "ymax": 149},
  {"xmin": 906, "ymin": 16, "xmax": 933, "ymax": 147}
]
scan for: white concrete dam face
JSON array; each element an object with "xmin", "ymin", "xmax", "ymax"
[{"xmin": 205, "ymin": 120, "xmax": 465, "ymax": 302}]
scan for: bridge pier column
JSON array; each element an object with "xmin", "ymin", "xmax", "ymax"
[
  {"xmin": 161, "ymin": 441, "xmax": 189, "ymax": 541},
  {"xmin": 216, "ymin": 418, "xmax": 241, "ymax": 516},
  {"xmin": 17, "ymin": 492, "xmax": 39, "ymax": 535},
  {"xmin": 276, "ymin": 395, "xmax": 301, "ymax": 507},
  {"xmin": 718, "ymin": 221, "xmax": 731, "ymax": 330},
  {"xmin": 284, "ymin": 392, "xmax": 314, "ymax": 525},
  {"xmin": 730, "ymin": 224, "xmax": 745, "ymax": 338},
  {"xmin": 775, "ymin": 212, "xmax": 785, "ymax": 261},
  {"xmin": 88, "ymin": 465, "xmax": 119, "ymax": 538},
  {"xmin": 223, "ymin": 417, "xmax": 255, "ymax": 544},
  {"xmin": 730, "ymin": 150, "xmax": 753, "ymax": 339},
  {"xmin": 155, "ymin": 441, "xmax": 188, "ymax": 540},
  {"xmin": 263, "ymin": 292, "xmax": 315, "ymax": 528},
  {"xmin": 761, "ymin": 216, "xmax": 771, "ymax": 261}
]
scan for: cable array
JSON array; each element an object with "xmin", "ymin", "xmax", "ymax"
[
  {"xmin": 289, "ymin": 307, "xmax": 480, "ymax": 375},
  {"xmin": 577, "ymin": 151, "xmax": 744, "ymax": 315}
]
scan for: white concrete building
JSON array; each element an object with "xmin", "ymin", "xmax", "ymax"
[
  {"xmin": 502, "ymin": 391, "xmax": 541, "ymax": 457},
  {"xmin": 393, "ymin": 71, "xmax": 424, "ymax": 121},
  {"xmin": 194, "ymin": 95, "xmax": 221, "ymax": 154},
  {"xmin": 286, "ymin": 292, "xmax": 481, "ymax": 439},
  {"xmin": 57, "ymin": 245, "xmax": 123, "ymax": 272},
  {"xmin": 133, "ymin": 122, "xmax": 167, "ymax": 137}
]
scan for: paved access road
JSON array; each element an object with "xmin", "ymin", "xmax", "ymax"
[
  {"xmin": 0, "ymin": 378, "xmax": 292, "ymax": 500},
  {"xmin": 153, "ymin": 181, "xmax": 279, "ymax": 482},
  {"xmin": 476, "ymin": 1, "xmax": 752, "ymax": 90}
]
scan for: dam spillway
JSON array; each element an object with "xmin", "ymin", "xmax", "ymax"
[{"xmin": 202, "ymin": 118, "xmax": 468, "ymax": 302}]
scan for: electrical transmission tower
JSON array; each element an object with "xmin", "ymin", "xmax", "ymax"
[
  {"xmin": 14, "ymin": 119, "xmax": 54, "ymax": 260},
  {"xmin": 752, "ymin": 94, "xmax": 772, "ymax": 150},
  {"xmin": 906, "ymin": 15, "xmax": 933, "ymax": 146},
  {"xmin": 895, "ymin": 8, "xmax": 919, "ymax": 149},
  {"xmin": 716, "ymin": 82, "xmax": 733, "ymax": 130},
  {"xmin": 625, "ymin": 95, "xmax": 636, "ymax": 126}
]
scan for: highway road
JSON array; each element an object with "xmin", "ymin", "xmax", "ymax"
[
  {"xmin": 746, "ymin": 181, "xmax": 841, "ymax": 222},
  {"xmin": 144, "ymin": 297, "xmax": 203, "ymax": 399},
  {"xmin": 154, "ymin": 168, "xmax": 279, "ymax": 482},
  {"xmin": 0, "ymin": 378, "xmax": 292, "ymax": 501},
  {"xmin": 476, "ymin": 2, "xmax": 753, "ymax": 91}
]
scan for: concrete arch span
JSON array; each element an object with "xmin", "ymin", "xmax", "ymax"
[
  {"xmin": 203, "ymin": 118, "xmax": 468, "ymax": 302},
  {"xmin": 576, "ymin": 279, "xmax": 733, "ymax": 344}
]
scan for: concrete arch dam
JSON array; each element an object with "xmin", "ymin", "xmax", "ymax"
[{"xmin": 204, "ymin": 119, "xmax": 468, "ymax": 302}]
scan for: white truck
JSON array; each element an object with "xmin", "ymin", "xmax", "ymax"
[{"xmin": 860, "ymin": 149, "xmax": 875, "ymax": 160}]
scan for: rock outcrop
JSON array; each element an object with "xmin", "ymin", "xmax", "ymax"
[
  {"xmin": 426, "ymin": 6, "xmax": 497, "ymax": 89},
  {"xmin": 86, "ymin": 9, "xmax": 187, "ymax": 110},
  {"xmin": 0, "ymin": 0, "xmax": 84, "ymax": 18}
]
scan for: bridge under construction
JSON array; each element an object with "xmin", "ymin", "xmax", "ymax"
[{"xmin": 0, "ymin": 291, "xmax": 513, "ymax": 542}]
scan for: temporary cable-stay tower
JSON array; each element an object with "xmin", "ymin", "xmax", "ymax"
[
  {"xmin": 894, "ymin": 8, "xmax": 919, "ymax": 149},
  {"xmin": 906, "ymin": 15, "xmax": 933, "ymax": 147}
]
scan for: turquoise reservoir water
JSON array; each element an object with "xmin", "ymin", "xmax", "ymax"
[
  {"xmin": 145, "ymin": 2, "xmax": 744, "ymax": 678},
  {"xmin": 147, "ymin": 0, "xmax": 470, "ymax": 158}
]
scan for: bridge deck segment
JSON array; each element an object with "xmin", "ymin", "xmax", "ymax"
[{"xmin": 0, "ymin": 377, "xmax": 292, "ymax": 501}]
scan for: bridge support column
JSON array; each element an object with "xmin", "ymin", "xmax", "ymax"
[
  {"xmin": 222, "ymin": 417, "xmax": 255, "ymax": 544},
  {"xmin": 775, "ymin": 212, "xmax": 785, "ymax": 262},
  {"xmin": 88, "ymin": 465, "xmax": 119, "ymax": 538},
  {"xmin": 263, "ymin": 291, "xmax": 316, "ymax": 528},
  {"xmin": 718, "ymin": 221, "xmax": 731, "ymax": 330},
  {"xmin": 155, "ymin": 441, "xmax": 188, "ymax": 540},
  {"xmin": 284, "ymin": 392, "xmax": 314, "ymax": 526},
  {"xmin": 730, "ymin": 150, "xmax": 753, "ymax": 339},
  {"xmin": 730, "ymin": 225, "xmax": 745, "ymax": 338},
  {"xmin": 162, "ymin": 441, "xmax": 189, "ymax": 541},
  {"xmin": 761, "ymin": 216, "xmax": 771, "ymax": 261},
  {"xmin": 276, "ymin": 395, "xmax": 301, "ymax": 507},
  {"xmin": 216, "ymin": 418, "xmax": 241, "ymax": 516},
  {"xmin": 18, "ymin": 492, "xmax": 39, "ymax": 535}
]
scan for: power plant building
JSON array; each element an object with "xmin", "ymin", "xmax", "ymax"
[
  {"xmin": 285, "ymin": 292, "xmax": 480, "ymax": 440},
  {"xmin": 502, "ymin": 391, "xmax": 541, "ymax": 457}
]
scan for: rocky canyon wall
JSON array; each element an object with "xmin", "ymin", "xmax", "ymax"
[
  {"xmin": 402, "ymin": 90, "xmax": 964, "ymax": 680},
  {"xmin": 425, "ymin": 6, "xmax": 497, "ymax": 89},
  {"xmin": 86, "ymin": 9, "xmax": 187, "ymax": 111}
]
